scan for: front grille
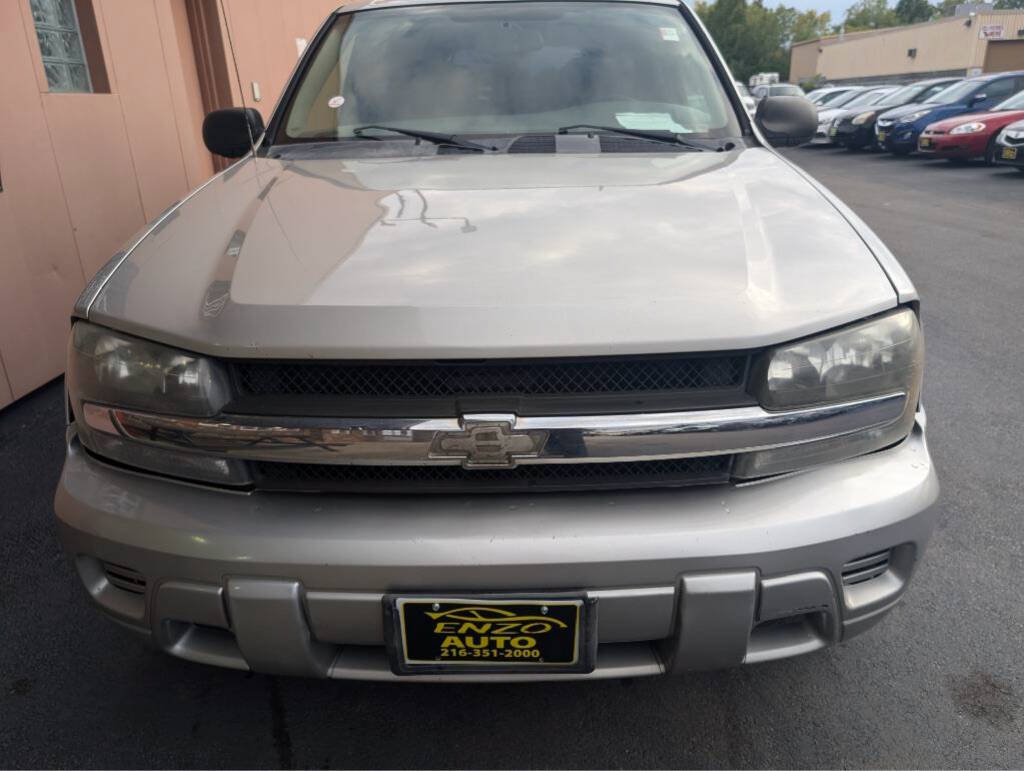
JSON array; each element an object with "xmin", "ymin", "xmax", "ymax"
[
  {"xmin": 841, "ymin": 550, "xmax": 891, "ymax": 586},
  {"xmin": 233, "ymin": 355, "xmax": 747, "ymax": 399},
  {"xmin": 251, "ymin": 455, "xmax": 733, "ymax": 494},
  {"xmin": 101, "ymin": 562, "xmax": 146, "ymax": 594}
]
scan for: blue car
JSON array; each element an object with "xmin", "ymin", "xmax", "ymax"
[{"xmin": 875, "ymin": 70, "xmax": 1024, "ymax": 154}]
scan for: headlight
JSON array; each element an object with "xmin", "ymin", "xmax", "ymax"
[
  {"xmin": 735, "ymin": 309, "xmax": 923, "ymax": 478},
  {"xmin": 903, "ymin": 110, "xmax": 932, "ymax": 123},
  {"xmin": 852, "ymin": 111, "xmax": 876, "ymax": 125},
  {"xmin": 68, "ymin": 322, "xmax": 249, "ymax": 485},
  {"xmin": 950, "ymin": 122, "xmax": 986, "ymax": 135}
]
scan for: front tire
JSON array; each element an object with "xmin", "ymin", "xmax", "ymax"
[{"xmin": 984, "ymin": 135, "xmax": 999, "ymax": 166}]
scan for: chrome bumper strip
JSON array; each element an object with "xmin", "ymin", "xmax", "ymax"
[{"xmin": 82, "ymin": 392, "xmax": 906, "ymax": 469}]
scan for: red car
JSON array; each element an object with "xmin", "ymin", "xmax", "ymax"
[{"xmin": 918, "ymin": 89, "xmax": 1024, "ymax": 162}]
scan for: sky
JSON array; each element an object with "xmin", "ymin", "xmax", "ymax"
[
  {"xmin": 685, "ymin": 0, "xmax": 852, "ymax": 22},
  {"xmin": 779, "ymin": 0, "xmax": 851, "ymax": 19}
]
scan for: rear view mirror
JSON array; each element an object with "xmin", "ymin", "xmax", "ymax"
[
  {"xmin": 202, "ymin": 107, "xmax": 265, "ymax": 158},
  {"xmin": 755, "ymin": 96, "xmax": 817, "ymax": 147}
]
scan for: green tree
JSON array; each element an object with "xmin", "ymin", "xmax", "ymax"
[
  {"xmin": 894, "ymin": 0, "xmax": 935, "ymax": 22},
  {"xmin": 932, "ymin": 0, "xmax": 959, "ymax": 14},
  {"xmin": 698, "ymin": 0, "xmax": 827, "ymax": 82},
  {"xmin": 994, "ymin": 0, "xmax": 1024, "ymax": 8},
  {"xmin": 841, "ymin": 0, "xmax": 900, "ymax": 31},
  {"xmin": 791, "ymin": 9, "xmax": 833, "ymax": 43}
]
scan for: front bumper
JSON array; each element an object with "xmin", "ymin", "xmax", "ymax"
[
  {"xmin": 55, "ymin": 420, "xmax": 939, "ymax": 681},
  {"xmin": 834, "ymin": 123, "xmax": 875, "ymax": 148},
  {"xmin": 917, "ymin": 132, "xmax": 987, "ymax": 159},
  {"xmin": 877, "ymin": 124, "xmax": 919, "ymax": 152},
  {"xmin": 994, "ymin": 137, "xmax": 1024, "ymax": 168},
  {"xmin": 809, "ymin": 124, "xmax": 836, "ymax": 144}
]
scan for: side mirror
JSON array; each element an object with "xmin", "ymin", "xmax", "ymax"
[
  {"xmin": 969, "ymin": 93, "xmax": 987, "ymax": 106},
  {"xmin": 202, "ymin": 107, "xmax": 265, "ymax": 158},
  {"xmin": 755, "ymin": 95, "xmax": 817, "ymax": 147}
]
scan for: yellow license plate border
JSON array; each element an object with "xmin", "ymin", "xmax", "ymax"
[{"xmin": 384, "ymin": 594, "xmax": 598, "ymax": 675}]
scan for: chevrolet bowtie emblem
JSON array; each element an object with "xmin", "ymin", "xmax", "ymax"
[{"xmin": 430, "ymin": 415, "xmax": 548, "ymax": 469}]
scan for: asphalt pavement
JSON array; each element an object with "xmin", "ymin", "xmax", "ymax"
[{"xmin": 1, "ymin": 146, "xmax": 1023, "ymax": 769}]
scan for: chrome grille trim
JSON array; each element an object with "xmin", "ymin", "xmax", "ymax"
[{"xmin": 82, "ymin": 392, "xmax": 906, "ymax": 469}]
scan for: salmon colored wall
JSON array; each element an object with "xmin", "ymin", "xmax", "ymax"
[
  {"xmin": 0, "ymin": 0, "xmax": 337, "ymax": 409},
  {"xmin": 789, "ymin": 11, "xmax": 1024, "ymax": 83},
  {"xmin": 219, "ymin": 0, "xmax": 340, "ymax": 122}
]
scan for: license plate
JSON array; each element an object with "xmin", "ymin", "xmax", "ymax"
[
  {"xmin": 919, "ymin": 137, "xmax": 932, "ymax": 148},
  {"xmin": 877, "ymin": 131, "xmax": 888, "ymax": 143},
  {"xmin": 385, "ymin": 595, "xmax": 595, "ymax": 674},
  {"xmin": 1002, "ymin": 146, "xmax": 1019, "ymax": 160}
]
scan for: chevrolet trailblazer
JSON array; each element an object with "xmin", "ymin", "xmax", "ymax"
[{"xmin": 56, "ymin": 0, "xmax": 938, "ymax": 680}]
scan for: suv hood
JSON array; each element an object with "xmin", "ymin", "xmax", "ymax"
[
  {"xmin": 882, "ymin": 101, "xmax": 969, "ymax": 124},
  {"xmin": 878, "ymin": 101, "xmax": 934, "ymax": 121},
  {"xmin": 817, "ymin": 105, "xmax": 856, "ymax": 122},
  {"xmin": 88, "ymin": 148, "xmax": 898, "ymax": 359}
]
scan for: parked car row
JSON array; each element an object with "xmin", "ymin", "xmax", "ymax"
[{"xmin": 803, "ymin": 70, "xmax": 1024, "ymax": 173}]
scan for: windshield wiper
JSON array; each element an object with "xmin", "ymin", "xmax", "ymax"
[
  {"xmin": 352, "ymin": 125, "xmax": 496, "ymax": 152},
  {"xmin": 557, "ymin": 124, "xmax": 709, "ymax": 151}
]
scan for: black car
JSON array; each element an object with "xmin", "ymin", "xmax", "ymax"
[
  {"xmin": 833, "ymin": 77, "xmax": 961, "ymax": 150},
  {"xmin": 993, "ymin": 118, "xmax": 1024, "ymax": 172}
]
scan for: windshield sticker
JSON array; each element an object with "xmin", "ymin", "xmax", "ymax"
[
  {"xmin": 659, "ymin": 27, "xmax": 680, "ymax": 42},
  {"xmin": 616, "ymin": 112, "xmax": 688, "ymax": 132},
  {"xmin": 328, "ymin": 95, "xmax": 345, "ymax": 109}
]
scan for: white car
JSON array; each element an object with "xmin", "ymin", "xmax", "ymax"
[
  {"xmin": 751, "ymin": 82, "xmax": 806, "ymax": 102},
  {"xmin": 734, "ymin": 80, "xmax": 756, "ymax": 114},
  {"xmin": 807, "ymin": 86, "xmax": 864, "ymax": 106}
]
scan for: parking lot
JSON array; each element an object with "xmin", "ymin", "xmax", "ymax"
[{"xmin": 1, "ymin": 146, "xmax": 1022, "ymax": 769}]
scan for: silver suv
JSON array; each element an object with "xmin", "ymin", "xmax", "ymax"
[{"xmin": 56, "ymin": 0, "xmax": 937, "ymax": 681}]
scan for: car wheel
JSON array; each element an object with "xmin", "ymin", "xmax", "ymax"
[{"xmin": 984, "ymin": 135, "xmax": 999, "ymax": 166}]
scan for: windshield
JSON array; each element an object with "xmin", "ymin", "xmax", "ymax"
[
  {"xmin": 770, "ymin": 84, "xmax": 804, "ymax": 97},
  {"xmin": 996, "ymin": 90, "xmax": 1024, "ymax": 110},
  {"xmin": 277, "ymin": 2, "xmax": 741, "ymax": 143},
  {"xmin": 844, "ymin": 89, "xmax": 892, "ymax": 108},
  {"xmin": 823, "ymin": 89, "xmax": 865, "ymax": 109},
  {"xmin": 918, "ymin": 80, "xmax": 958, "ymax": 102},
  {"xmin": 928, "ymin": 79, "xmax": 981, "ymax": 105},
  {"xmin": 876, "ymin": 84, "xmax": 918, "ymax": 107}
]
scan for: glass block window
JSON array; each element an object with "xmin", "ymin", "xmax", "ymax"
[{"xmin": 30, "ymin": 0, "xmax": 92, "ymax": 93}]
